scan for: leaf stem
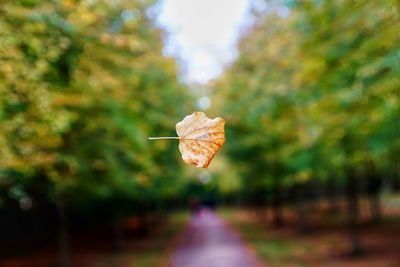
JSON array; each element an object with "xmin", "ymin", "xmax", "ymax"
[{"xmin": 148, "ymin": 137, "xmax": 180, "ymax": 140}]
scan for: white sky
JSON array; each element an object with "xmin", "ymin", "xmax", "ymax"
[{"xmin": 156, "ymin": 0, "xmax": 253, "ymax": 84}]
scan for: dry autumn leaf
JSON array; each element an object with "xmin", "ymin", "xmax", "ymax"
[
  {"xmin": 149, "ymin": 112, "xmax": 225, "ymax": 168},
  {"xmin": 176, "ymin": 112, "xmax": 225, "ymax": 168}
]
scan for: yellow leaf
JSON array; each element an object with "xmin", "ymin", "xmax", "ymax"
[
  {"xmin": 149, "ymin": 112, "xmax": 226, "ymax": 168},
  {"xmin": 176, "ymin": 112, "xmax": 225, "ymax": 168}
]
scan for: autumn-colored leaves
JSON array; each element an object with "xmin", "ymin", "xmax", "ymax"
[{"xmin": 149, "ymin": 112, "xmax": 226, "ymax": 168}]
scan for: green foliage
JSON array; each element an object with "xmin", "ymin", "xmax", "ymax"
[
  {"xmin": 0, "ymin": 0, "xmax": 192, "ymax": 214},
  {"xmin": 214, "ymin": 0, "xmax": 400, "ymax": 197}
]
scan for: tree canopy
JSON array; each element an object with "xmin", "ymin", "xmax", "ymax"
[
  {"xmin": 213, "ymin": 0, "xmax": 400, "ymax": 199},
  {"xmin": 0, "ymin": 0, "xmax": 193, "ymax": 214}
]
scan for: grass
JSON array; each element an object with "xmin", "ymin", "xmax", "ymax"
[
  {"xmin": 383, "ymin": 192, "xmax": 400, "ymax": 207},
  {"xmin": 73, "ymin": 211, "xmax": 190, "ymax": 267},
  {"xmin": 133, "ymin": 211, "xmax": 189, "ymax": 267},
  {"xmin": 220, "ymin": 208, "xmax": 311, "ymax": 267},
  {"xmin": 220, "ymin": 195, "xmax": 400, "ymax": 267},
  {"xmin": 0, "ymin": 211, "xmax": 190, "ymax": 267}
]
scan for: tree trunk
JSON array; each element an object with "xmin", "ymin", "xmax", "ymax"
[
  {"xmin": 113, "ymin": 216, "xmax": 123, "ymax": 252},
  {"xmin": 346, "ymin": 170, "xmax": 364, "ymax": 256},
  {"xmin": 295, "ymin": 183, "xmax": 308, "ymax": 234},
  {"xmin": 326, "ymin": 177, "xmax": 339, "ymax": 213},
  {"xmin": 261, "ymin": 200, "xmax": 269, "ymax": 225},
  {"xmin": 56, "ymin": 199, "xmax": 70, "ymax": 267},
  {"xmin": 366, "ymin": 163, "xmax": 382, "ymax": 224},
  {"xmin": 368, "ymin": 194, "xmax": 381, "ymax": 224},
  {"xmin": 272, "ymin": 182, "xmax": 284, "ymax": 227}
]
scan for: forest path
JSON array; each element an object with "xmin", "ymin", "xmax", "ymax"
[{"xmin": 170, "ymin": 209, "xmax": 263, "ymax": 267}]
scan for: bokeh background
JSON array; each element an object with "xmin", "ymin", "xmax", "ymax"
[{"xmin": 0, "ymin": 0, "xmax": 399, "ymax": 266}]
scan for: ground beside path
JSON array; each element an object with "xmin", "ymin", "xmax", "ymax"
[
  {"xmin": 220, "ymin": 198, "xmax": 400, "ymax": 267},
  {"xmin": 170, "ymin": 209, "xmax": 263, "ymax": 267}
]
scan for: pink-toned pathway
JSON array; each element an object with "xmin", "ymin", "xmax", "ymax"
[{"xmin": 171, "ymin": 209, "xmax": 261, "ymax": 267}]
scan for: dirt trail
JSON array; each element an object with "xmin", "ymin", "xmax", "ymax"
[{"xmin": 170, "ymin": 209, "xmax": 262, "ymax": 267}]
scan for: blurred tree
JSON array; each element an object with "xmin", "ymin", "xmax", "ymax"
[
  {"xmin": 214, "ymin": 0, "xmax": 400, "ymax": 254},
  {"xmin": 0, "ymin": 0, "xmax": 192, "ymax": 266}
]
